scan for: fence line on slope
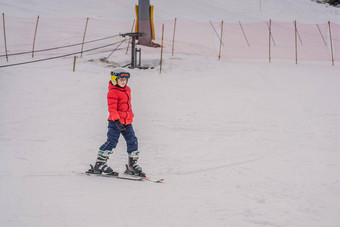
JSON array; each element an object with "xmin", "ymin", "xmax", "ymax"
[{"xmin": 1, "ymin": 15, "xmax": 339, "ymax": 68}]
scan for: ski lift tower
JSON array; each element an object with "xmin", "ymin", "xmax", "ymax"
[
  {"xmin": 120, "ymin": 32, "xmax": 143, "ymax": 69},
  {"xmin": 121, "ymin": 0, "xmax": 160, "ymax": 69}
]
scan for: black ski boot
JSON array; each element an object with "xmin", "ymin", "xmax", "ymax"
[
  {"xmin": 124, "ymin": 151, "xmax": 146, "ymax": 177},
  {"xmin": 89, "ymin": 150, "xmax": 118, "ymax": 176}
]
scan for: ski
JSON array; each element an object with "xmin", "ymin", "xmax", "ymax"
[
  {"xmin": 84, "ymin": 165, "xmax": 164, "ymax": 183},
  {"xmin": 84, "ymin": 172, "xmax": 164, "ymax": 183},
  {"xmin": 84, "ymin": 171, "xmax": 144, "ymax": 181},
  {"xmin": 144, "ymin": 177, "xmax": 165, "ymax": 183}
]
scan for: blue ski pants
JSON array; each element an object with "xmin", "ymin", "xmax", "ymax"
[{"xmin": 99, "ymin": 120, "xmax": 138, "ymax": 154}]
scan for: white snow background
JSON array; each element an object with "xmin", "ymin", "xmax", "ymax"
[{"xmin": 1, "ymin": 0, "xmax": 340, "ymax": 226}]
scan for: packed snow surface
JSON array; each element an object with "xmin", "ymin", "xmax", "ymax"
[{"xmin": 1, "ymin": 0, "xmax": 340, "ymax": 227}]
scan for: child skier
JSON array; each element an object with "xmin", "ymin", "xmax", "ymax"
[{"xmin": 88, "ymin": 67, "xmax": 145, "ymax": 177}]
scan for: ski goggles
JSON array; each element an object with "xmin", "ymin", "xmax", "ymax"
[{"xmin": 111, "ymin": 71, "xmax": 130, "ymax": 79}]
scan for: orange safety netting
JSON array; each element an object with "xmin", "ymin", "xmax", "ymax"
[{"xmin": 0, "ymin": 16, "xmax": 339, "ymax": 64}]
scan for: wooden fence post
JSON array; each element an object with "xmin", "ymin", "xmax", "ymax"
[
  {"xmin": 32, "ymin": 15, "xmax": 39, "ymax": 58},
  {"xmin": 269, "ymin": 19, "xmax": 271, "ymax": 63},
  {"xmin": 2, "ymin": 13, "xmax": 8, "ymax": 62},
  {"xmin": 328, "ymin": 21, "xmax": 334, "ymax": 66},
  {"xmin": 172, "ymin": 18, "xmax": 177, "ymax": 56},
  {"xmin": 294, "ymin": 20, "xmax": 298, "ymax": 64},
  {"xmin": 218, "ymin": 20, "xmax": 223, "ymax": 60},
  {"xmin": 73, "ymin": 56, "xmax": 77, "ymax": 72},
  {"xmin": 80, "ymin": 17, "xmax": 89, "ymax": 58},
  {"xmin": 267, "ymin": 21, "xmax": 276, "ymax": 46}
]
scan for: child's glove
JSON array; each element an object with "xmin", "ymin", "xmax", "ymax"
[{"xmin": 114, "ymin": 120, "xmax": 126, "ymax": 132}]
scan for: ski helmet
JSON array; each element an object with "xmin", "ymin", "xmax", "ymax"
[{"xmin": 110, "ymin": 67, "xmax": 130, "ymax": 86}]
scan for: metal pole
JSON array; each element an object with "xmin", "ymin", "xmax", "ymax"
[
  {"xmin": 328, "ymin": 21, "xmax": 334, "ymax": 66},
  {"xmin": 120, "ymin": 32, "xmax": 143, "ymax": 68},
  {"xmin": 131, "ymin": 36, "xmax": 136, "ymax": 69},
  {"xmin": 2, "ymin": 13, "xmax": 8, "ymax": 62},
  {"xmin": 134, "ymin": 47, "xmax": 137, "ymax": 67},
  {"xmin": 32, "ymin": 15, "xmax": 39, "ymax": 58},
  {"xmin": 80, "ymin": 17, "xmax": 89, "ymax": 58},
  {"xmin": 106, "ymin": 39, "xmax": 126, "ymax": 59},
  {"xmin": 138, "ymin": 48, "xmax": 141, "ymax": 67},
  {"xmin": 172, "ymin": 18, "xmax": 177, "ymax": 56},
  {"xmin": 126, "ymin": 19, "xmax": 135, "ymax": 55}
]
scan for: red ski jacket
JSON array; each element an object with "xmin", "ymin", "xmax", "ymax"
[{"xmin": 107, "ymin": 81, "xmax": 134, "ymax": 125}]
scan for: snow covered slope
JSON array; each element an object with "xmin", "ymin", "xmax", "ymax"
[
  {"xmin": 1, "ymin": 1, "xmax": 340, "ymax": 227},
  {"xmin": 1, "ymin": 0, "xmax": 340, "ymax": 23}
]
